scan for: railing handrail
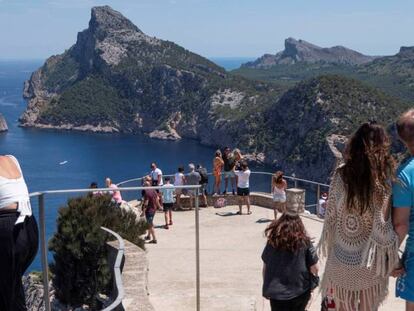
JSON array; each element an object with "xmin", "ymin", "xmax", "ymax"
[
  {"xmin": 29, "ymin": 185, "xmax": 201, "ymax": 197},
  {"xmin": 100, "ymin": 226, "xmax": 125, "ymax": 311},
  {"xmin": 116, "ymin": 170, "xmax": 331, "ymax": 188}
]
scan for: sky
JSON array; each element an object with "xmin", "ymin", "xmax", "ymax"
[{"xmin": 0, "ymin": 0, "xmax": 413, "ymax": 60}]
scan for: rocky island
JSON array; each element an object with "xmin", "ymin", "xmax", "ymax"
[
  {"xmin": 0, "ymin": 114, "xmax": 8, "ymax": 132},
  {"xmin": 20, "ymin": 6, "xmax": 411, "ymax": 182}
]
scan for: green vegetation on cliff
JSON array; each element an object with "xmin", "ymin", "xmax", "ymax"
[{"xmin": 233, "ymin": 48, "xmax": 414, "ymax": 103}]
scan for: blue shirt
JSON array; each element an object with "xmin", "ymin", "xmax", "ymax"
[
  {"xmin": 161, "ymin": 184, "xmax": 175, "ymax": 204},
  {"xmin": 393, "ymin": 156, "xmax": 414, "ymax": 251}
]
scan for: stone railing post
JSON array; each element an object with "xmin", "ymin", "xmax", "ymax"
[{"xmin": 286, "ymin": 188, "xmax": 306, "ymax": 214}]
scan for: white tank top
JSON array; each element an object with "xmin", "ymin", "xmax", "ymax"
[
  {"xmin": 273, "ymin": 184, "xmax": 286, "ymax": 195},
  {"xmin": 0, "ymin": 155, "xmax": 32, "ymax": 224},
  {"xmin": 174, "ymin": 172, "xmax": 184, "ymax": 186}
]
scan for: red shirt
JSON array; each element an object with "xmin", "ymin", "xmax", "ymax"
[{"xmin": 143, "ymin": 189, "xmax": 158, "ymax": 214}]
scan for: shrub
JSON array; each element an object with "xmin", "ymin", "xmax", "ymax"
[{"xmin": 49, "ymin": 194, "xmax": 147, "ymax": 309}]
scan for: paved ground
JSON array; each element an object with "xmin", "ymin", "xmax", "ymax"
[{"xmin": 144, "ymin": 205, "xmax": 404, "ymax": 311}]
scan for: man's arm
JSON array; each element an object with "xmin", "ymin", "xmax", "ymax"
[
  {"xmin": 391, "ymin": 207, "xmax": 410, "ymax": 277},
  {"xmin": 155, "ymin": 195, "xmax": 162, "ymax": 210},
  {"xmin": 141, "ymin": 197, "xmax": 148, "ymax": 216},
  {"xmin": 393, "ymin": 207, "xmax": 410, "ymax": 247}
]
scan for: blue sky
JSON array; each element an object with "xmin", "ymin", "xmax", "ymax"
[{"xmin": 0, "ymin": 0, "xmax": 413, "ymax": 59}]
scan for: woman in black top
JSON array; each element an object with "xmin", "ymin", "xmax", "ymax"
[{"xmin": 262, "ymin": 212, "xmax": 319, "ymax": 311}]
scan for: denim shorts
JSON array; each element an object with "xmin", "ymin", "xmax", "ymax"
[
  {"xmin": 273, "ymin": 193, "xmax": 286, "ymax": 203},
  {"xmin": 223, "ymin": 171, "xmax": 235, "ymax": 179},
  {"xmin": 396, "ymin": 249, "xmax": 414, "ymax": 302},
  {"xmin": 145, "ymin": 212, "xmax": 155, "ymax": 226}
]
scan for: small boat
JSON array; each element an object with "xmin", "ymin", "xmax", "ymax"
[{"xmin": 59, "ymin": 161, "xmax": 68, "ymax": 165}]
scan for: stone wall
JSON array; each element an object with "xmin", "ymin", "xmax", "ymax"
[{"xmin": 107, "ymin": 240, "xmax": 155, "ymax": 311}]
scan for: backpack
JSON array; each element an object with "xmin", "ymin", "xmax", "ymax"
[
  {"xmin": 214, "ymin": 197, "xmax": 227, "ymax": 208},
  {"xmin": 197, "ymin": 167, "xmax": 208, "ymax": 184}
]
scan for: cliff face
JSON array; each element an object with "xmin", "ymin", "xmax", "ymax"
[
  {"xmin": 0, "ymin": 114, "xmax": 8, "ymax": 132},
  {"xmin": 20, "ymin": 6, "xmax": 268, "ymax": 138},
  {"xmin": 20, "ymin": 6, "xmax": 409, "ymax": 182},
  {"xmin": 20, "ymin": 6, "xmax": 281, "ymax": 150},
  {"xmin": 243, "ymin": 38, "xmax": 376, "ymax": 69}
]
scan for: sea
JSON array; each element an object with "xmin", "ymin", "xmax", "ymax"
[{"xmin": 0, "ymin": 57, "xmax": 263, "ymax": 271}]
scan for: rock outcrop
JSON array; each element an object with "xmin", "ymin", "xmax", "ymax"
[
  {"xmin": 0, "ymin": 114, "xmax": 8, "ymax": 132},
  {"xmin": 243, "ymin": 37, "xmax": 376, "ymax": 69},
  {"xmin": 24, "ymin": 274, "xmax": 111, "ymax": 311},
  {"xmin": 20, "ymin": 6, "xmax": 409, "ymax": 182}
]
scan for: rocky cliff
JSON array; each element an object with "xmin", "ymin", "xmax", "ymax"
[
  {"xmin": 243, "ymin": 37, "xmax": 376, "ymax": 69},
  {"xmin": 0, "ymin": 114, "xmax": 8, "ymax": 132},
  {"xmin": 20, "ymin": 6, "xmax": 409, "ymax": 182}
]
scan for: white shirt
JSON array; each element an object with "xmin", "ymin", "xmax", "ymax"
[
  {"xmin": 0, "ymin": 155, "xmax": 32, "ymax": 224},
  {"xmin": 174, "ymin": 172, "xmax": 184, "ymax": 186},
  {"xmin": 318, "ymin": 198, "xmax": 327, "ymax": 216},
  {"xmin": 235, "ymin": 169, "xmax": 251, "ymax": 188},
  {"xmin": 151, "ymin": 168, "xmax": 163, "ymax": 185}
]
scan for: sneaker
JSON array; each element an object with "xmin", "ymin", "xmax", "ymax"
[
  {"xmin": 148, "ymin": 240, "xmax": 157, "ymax": 244},
  {"xmin": 212, "ymin": 193, "xmax": 218, "ymax": 197},
  {"xmin": 232, "ymin": 189, "xmax": 235, "ymax": 195},
  {"xmin": 223, "ymin": 191, "xmax": 227, "ymax": 195},
  {"xmin": 145, "ymin": 235, "xmax": 151, "ymax": 241}
]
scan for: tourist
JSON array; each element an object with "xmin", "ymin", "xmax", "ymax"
[
  {"xmin": 392, "ymin": 109, "xmax": 414, "ymax": 310},
  {"xmin": 235, "ymin": 161, "xmax": 251, "ymax": 215},
  {"xmin": 196, "ymin": 164, "xmax": 208, "ymax": 207},
  {"xmin": 271, "ymin": 171, "xmax": 287, "ymax": 219},
  {"xmin": 141, "ymin": 180, "xmax": 161, "ymax": 244},
  {"xmin": 223, "ymin": 147, "xmax": 236, "ymax": 195},
  {"xmin": 174, "ymin": 166, "xmax": 186, "ymax": 210},
  {"xmin": 161, "ymin": 177, "xmax": 174, "ymax": 229},
  {"xmin": 233, "ymin": 148, "xmax": 243, "ymax": 170},
  {"xmin": 262, "ymin": 209, "xmax": 319, "ymax": 311},
  {"xmin": 0, "ymin": 155, "xmax": 38, "ymax": 311},
  {"xmin": 186, "ymin": 163, "xmax": 201, "ymax": 210},
  {"xmin": 213, "ymin": 150, "xmax": 224, "ymax": 195},
  {"xmin": 318, "ymin": 122, "xmax": 399, "ymax": 311},
  {"xmin": 105, "ymin": 177, "xmax": 123, "ymax": 204},
  {"xmin": 150, "ymin": 162, "xmax": 163, "ymax": 187},
  {"xmin": 318, "ymin": 192, "xmax": 328, "ymax": 218},
  {"xmin": 89, "ymin": 181, "xmax": 103, "ymax": 197}
]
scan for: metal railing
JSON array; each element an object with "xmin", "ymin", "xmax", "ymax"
[
  {"xmin": 117, "ymin": 171, "xmax": 331, "ymax": 215},
  {"xmin": 29, "ymin": 184, "xmax": 201, "ymax": 311}
]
